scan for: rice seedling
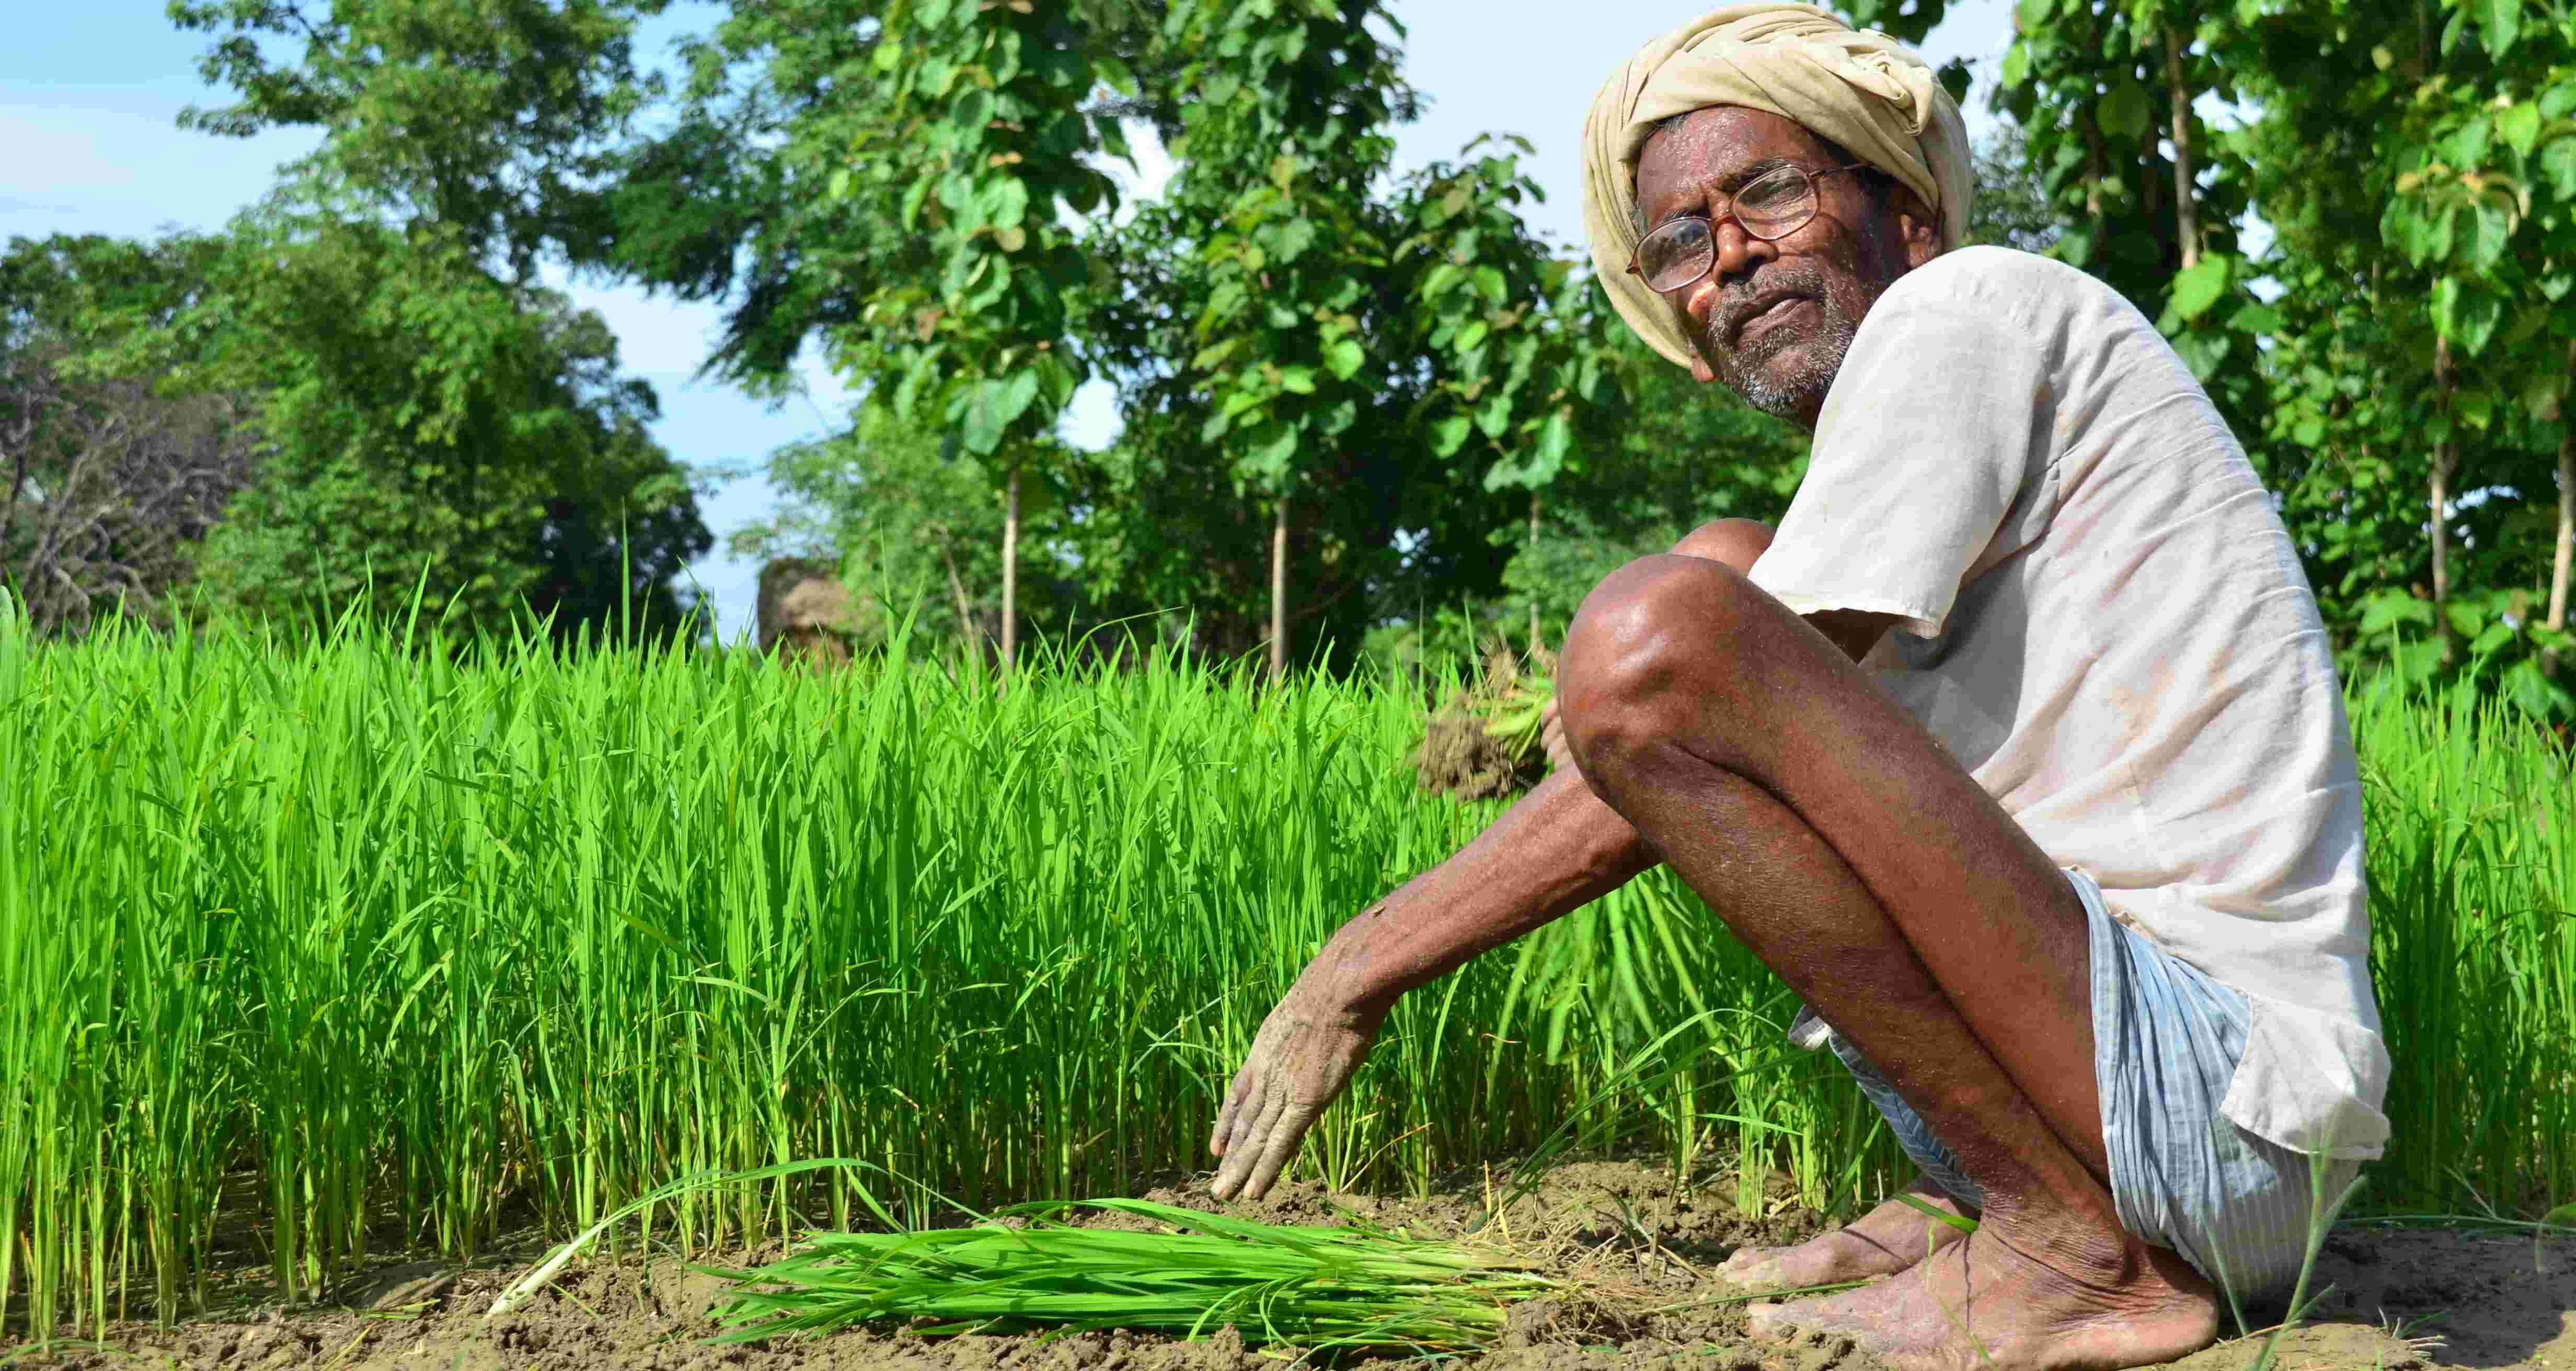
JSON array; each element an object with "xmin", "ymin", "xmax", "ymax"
[
  {"xmin": 699, "ymin": 1197, "xmax": 1562, "ymax": 1353},
  {"xmin": 2347, "ymin": 676, "xmax": 2575, "ymax": 1217}
]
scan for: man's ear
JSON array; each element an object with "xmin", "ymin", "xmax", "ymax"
[{"xmin": 1892, "ymin": 185, "xmax": 1942, "ymax": 269}]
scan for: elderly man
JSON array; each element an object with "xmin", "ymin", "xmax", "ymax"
[{"xmin": 1205, "ymin": 6, "xmax": 2390, "ymax": 1368}]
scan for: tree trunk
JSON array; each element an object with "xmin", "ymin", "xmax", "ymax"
[
  {"xmin": 1002, "ymin": 464, "xmax": 1020, "ymax": 677},
  {"xmin": 2431, "ymin": 336, "xmax": 2456, "ymax": 663},
  {"xmin": 1, "ymin": 444, "xmax": 29, "ymax": 558},
  {"xmin": 1527, "ymin": 488, "xmax": 1543, "ymax": 656},
  {"xmin": 936, "ymin": 538, "xmax": 979, "ymax": 668},
  {"xmin": 1269, "ymin": 492, "xmax": 1290, "ymax": 682},
  {"xmin": 2547, "ymin": 340, "xmax": 2575, "ymax": 677},
  {"xmin": 2165, "ymin": 26, "xmax": 2202, "ymax": 270}
]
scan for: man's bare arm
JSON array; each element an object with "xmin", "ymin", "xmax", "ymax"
[
  {"xmin": 1206, "ymin": 766, "xmax": 1652, "ymax": 1199},
  {"xmin": 1238, "ymin": 597, "xmax": 1890, "ymax": 1030},
  {"xmin": 1205, "ymin": 522, "xmax": 1903, "ymax": 1200},
  {"xmin": 1311, "ymin": 767, "xmax": 1654, "ymax": 1009}
]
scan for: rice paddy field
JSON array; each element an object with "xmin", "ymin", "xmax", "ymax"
[{"xmin": 2, "ymin": 606, "xmax": 2571, "ymax": 1353}]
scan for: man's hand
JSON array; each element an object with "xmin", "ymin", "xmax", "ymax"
[
  {"xmin": 1208, "ymin": 976, "xmax": 1388, "ymax": 1200},
  {"xmin": 1540, "ymin": 697, "xmax": 1574, "ymax": 773}
]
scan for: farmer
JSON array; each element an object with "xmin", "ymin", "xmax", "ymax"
[{"xmin": 1205, "ymin": 5, "xmax": 2391, "ymax": 1368}]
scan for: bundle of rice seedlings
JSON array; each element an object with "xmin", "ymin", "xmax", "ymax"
[
  {"xmin": 1479, "ymin": 644, "xmax": 1558, "ymax": 762},
  {"xmin": 697, "ymin": 1198, "xmax": 1566, "ymax": 1354}
]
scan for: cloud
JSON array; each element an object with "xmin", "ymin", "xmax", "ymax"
[{"xmin": 0, "ymin": 194, "xmax": 83, "ymax": 218}]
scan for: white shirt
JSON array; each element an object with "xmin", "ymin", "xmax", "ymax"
[{"xmin": 1748, "ymin": 246, "xmax": 2391, "ymax": 1160}]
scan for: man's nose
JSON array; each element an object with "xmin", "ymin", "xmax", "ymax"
[{"xmin": 1681, "ymin": 221, "xmax": 1772, "ymax": 329}]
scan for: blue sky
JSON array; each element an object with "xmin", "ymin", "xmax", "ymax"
[{"xmin": 5, "ymin": 0, "xmax": 2010, "ymax": 643}]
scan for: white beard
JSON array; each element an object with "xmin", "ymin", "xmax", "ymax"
[{"xmin": 1727, "ymin": 301, "xmax": 1862, "ymax": 422}]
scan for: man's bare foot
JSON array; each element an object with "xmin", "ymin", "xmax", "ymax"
[
  {"xmin": 1719, "ymin": 1177, "xmax": 1976, "ymax": 1291},
  {"xmin": 1746, "ymin": 1222, "xmax": 2219, "ymax": 1371}
]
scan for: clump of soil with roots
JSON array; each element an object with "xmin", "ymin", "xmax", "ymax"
[{"xmin": 1413, "ymin": 640, "xmax": 1559, "ymax": 802}]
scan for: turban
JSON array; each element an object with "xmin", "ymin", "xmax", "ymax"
[{"xmin": 1580, "ymin": 3, "xmax": 1973, "ymax": 370}]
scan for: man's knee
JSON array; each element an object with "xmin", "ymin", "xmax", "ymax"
[
  {"xmin": 1559, "ymin": 554, "xmax": 1760, "ymax": 781},
  {"xmin": 1669, "ymin": 517, "xmax": 1774, "ymax": 572}
]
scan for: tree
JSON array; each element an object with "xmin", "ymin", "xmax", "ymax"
[
  {"xmin": 1393, "ymin": 138, "xmax": 1629, "ymax": 656},
  {"xmin": 162, "ymin": 0, "xmax": 721, "ymax": 646},
  {"xmin": 828, "ymin": 0, "xmax": 1128, "ymax": 676},
  {"xmin": 0, "ymin": 236, "xmax": 265, "ymax": 638},
  {"xmin": 1993, "ymin": 0, "xmax": 2576, "ymax": 718},
  {"xmin": 169, "ymin": 0, "xmax": 673, "ymax": 279},
  {"xmin": 2371, "ymin": 6, "xmax": 2576, "ymax": 700},
  {"xmin": 580, "ymin": 0, "xmax": 900, "ymax": 395},
  {"xmin": 65, "ymin": 213, "xmax": 711, "ymax": 646},
  {"xmin": 586, "ymin": 0, "xmax": 1176, "ymax": 393},
  {"xmin": 1966, "ymin": 120, "xmax": 2062, "ymax": 254},
  {"xmin": 1151, "ymin": 0, "xmax": 1415, "ymax": 679}
]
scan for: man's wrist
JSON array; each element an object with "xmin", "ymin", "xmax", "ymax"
[
  {"xmin": 1292, "ymin": 769, "xmax": 1653, "ymax": 1022},
  {"xmin": 1302, "ymin": 925, "xmax": 1408, "ymax": 1021}
]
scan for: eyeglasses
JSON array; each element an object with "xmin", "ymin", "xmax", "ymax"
[{"xmin": 1627, "ymin": 164, "xmax": 1869, "ymax": 295}]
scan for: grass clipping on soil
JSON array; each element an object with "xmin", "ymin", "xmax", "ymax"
[{"xmin": 696, "ymin": 1198, "xmax": 1564, "ymax": 1354}]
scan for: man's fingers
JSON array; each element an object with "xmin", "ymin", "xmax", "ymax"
[
  {"xmin": 1217, "ymin": 1064, "xmax": 1275, "ymax": 1164},
  {"xmin": 1209, "ymin": 1003, "xmax": 1373, "ymax": 1201},
  {"xmin": 1216, "ymin": 1087, "xmax": 1278, "ymax": 1195},
  {"xmin": 1210, "ymin": 1063, "xmax": 1256, "ymax": 1156},
  {"xmin": 1239, "ymin": 1105, "xmax": 1317, "ymax": 1200},
  {"xmin": 1540, "ymin": 698, "xmax": 1571, "ymax": 769},
  {"xmin": 1211, "ymin": 1084, "xmax": 1283, "ymax": 1199}
]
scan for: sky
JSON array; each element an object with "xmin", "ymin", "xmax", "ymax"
[{"xmin": 5, "ymin": 0, "xmax": 2012, "ymax": 644}]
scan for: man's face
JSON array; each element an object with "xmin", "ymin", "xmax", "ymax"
[{"xmin": 1631, "ymin": 107, "xmax": 1938, "ymax": 429}]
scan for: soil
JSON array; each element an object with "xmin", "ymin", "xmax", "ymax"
[
  {"xmin": 1412, "ymin": 696, "xmax": 1541, "ymax": 802},
  {"xmin": 1410, "ymin": 643, "xmax": 1552, "ymax": 803},
  {"xmin": 9, "ymin": 1161, "xmax": 2569, "ymax": 1371}
]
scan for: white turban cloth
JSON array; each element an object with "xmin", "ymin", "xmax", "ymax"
[{"xmin": 1580, "ymin": 3, "xmax": 1973, "ymax": 370}]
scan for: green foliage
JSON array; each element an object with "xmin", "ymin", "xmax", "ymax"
[
  {"xmin": 834, "ymin": 0, "xmax": 1119, "ymax": 464},
  {"xmin": 1398, "ymin": 138, "xmax": 1623, "ymax": 501},
  {"xmin": 1838, "ymin": 0, "xmax": 1947, "ymax": 47},
  {"xmin": 18, "ymin": 0, "xmax": 719, "ymax": 647},
  {"xmin": 1154, "ymin": 0, "xmax": 1406, "ymax": 504},
  {"xmin": 2353, "ymin": 585, "xmax": 2576, "ymax": 720},
  {"xmin": 582, "ymin": 0, "xmax": 902, "ymax": 392},
  {"xmin": 1072, "ymin": 0, "xmax": 1422, "ymax": 664},
  {"xmin": 583, "ymin": 0, "xmax": 1168, "ymax": 395},
  {"xmin": 1997, "ymin": 0, "xmax": 2252, "ymax": 313},
  {"xmin": 0, "ymin": 234, "xmax": 262, "ymax": 636},
  {"xmin": 169, "ymin": 0, "xmax": 672, "ymax": 276},
  {"xmin": 1965, "ymin": 120, "xmax": 2064, "ymax": 254},
  {"xmin": 199, "ymin": 216, "xmax": 705, "ymax": 645},
  {"xmin": 41, "ymin": 215, "xmax": 709, "ymax": 647}
]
